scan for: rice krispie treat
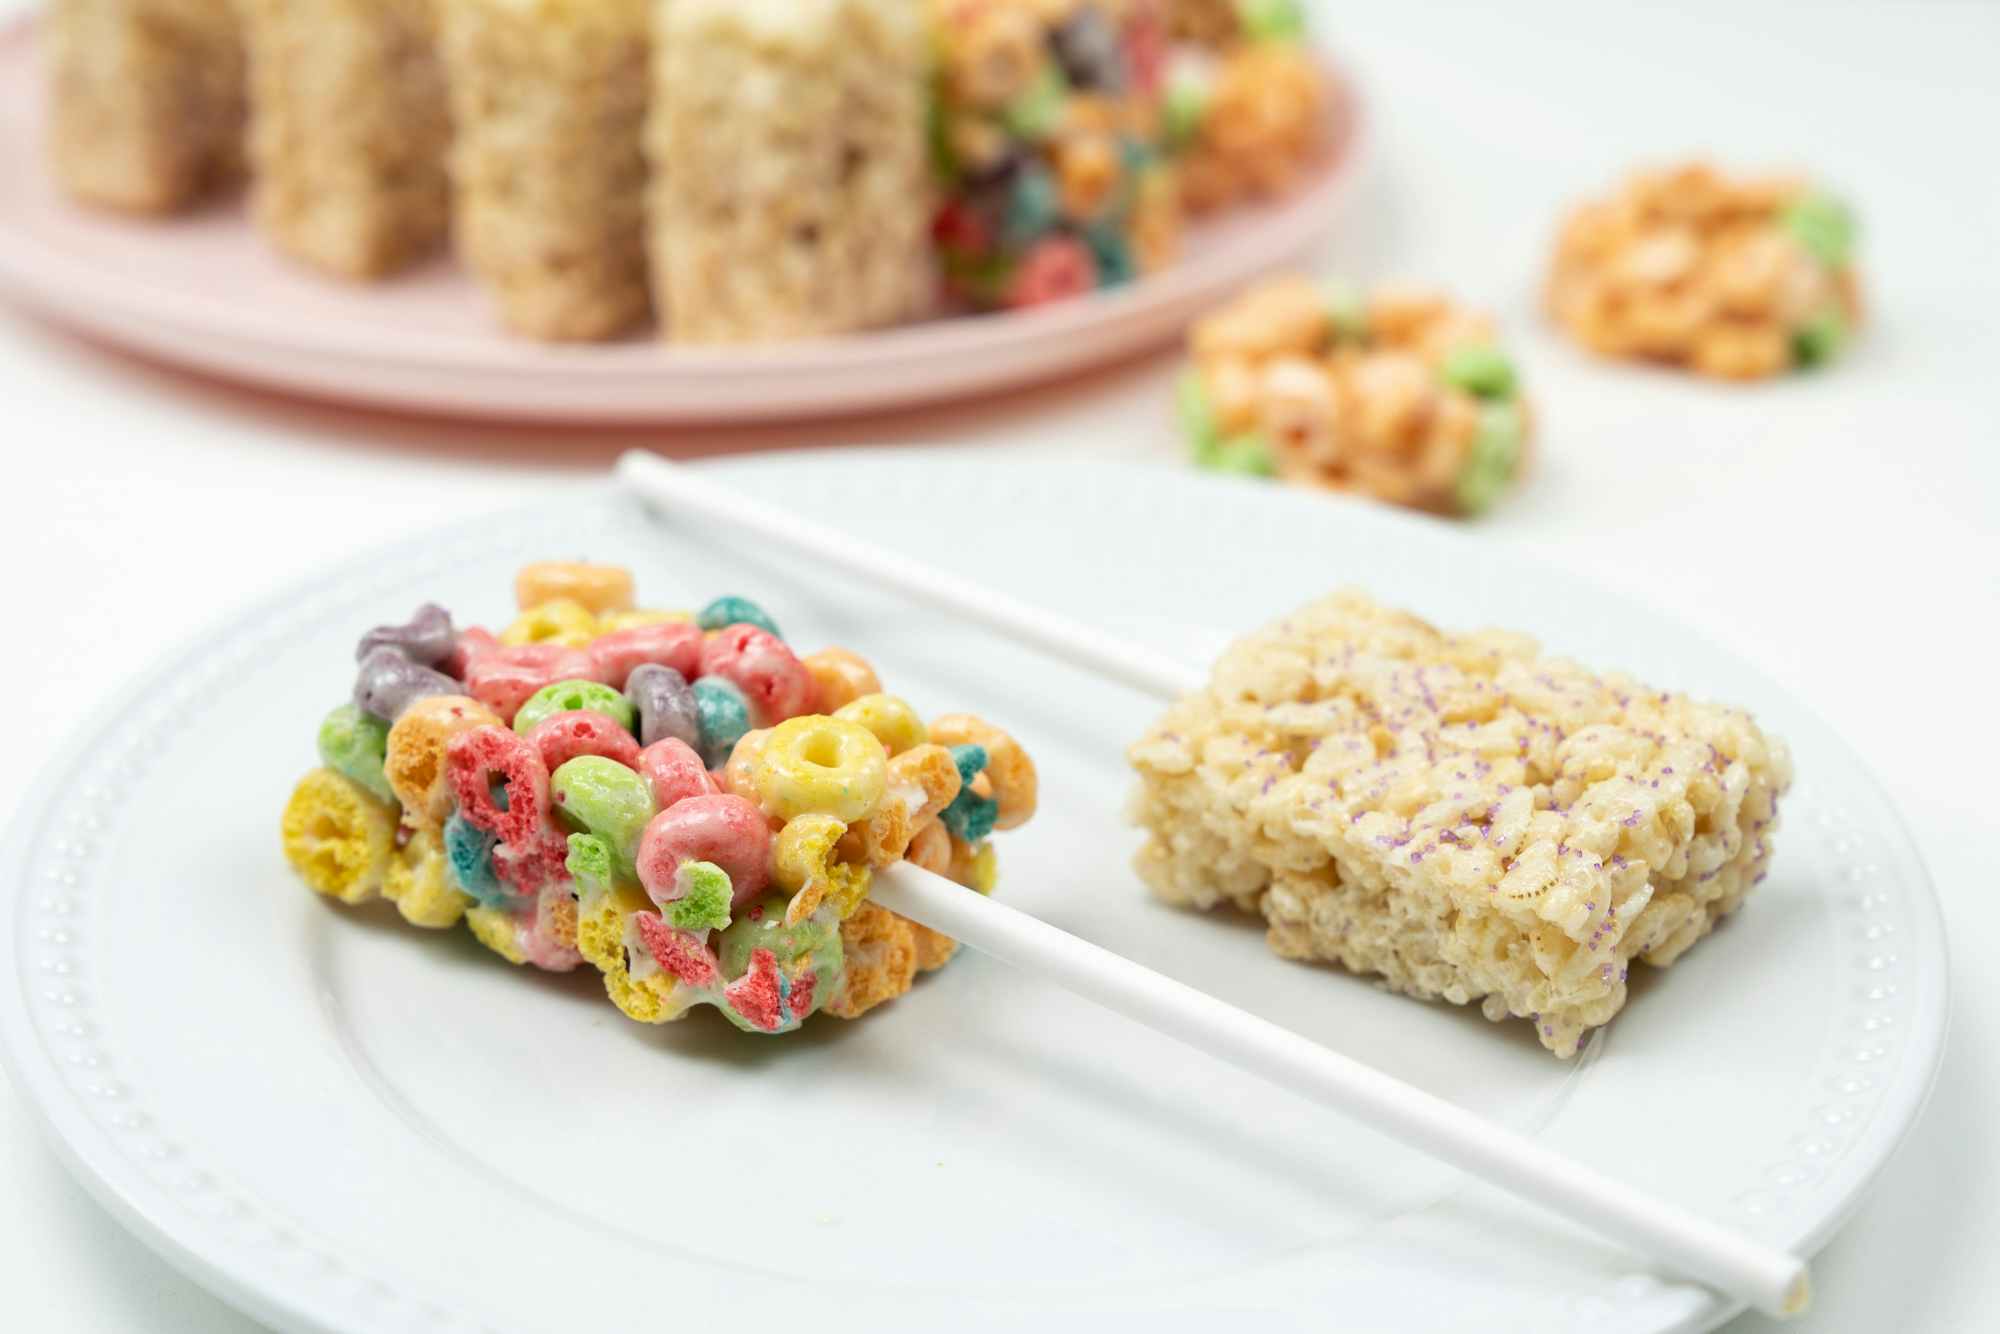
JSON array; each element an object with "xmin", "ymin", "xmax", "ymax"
[
  {"xmin": 930, "ymin": 0, "xmax": 1180, "ymax": 310},
  {"xmin": 46, "ymin": 0, "xmax": 245, "ymax": 213},
  {"xmin": 1547, "ymin": 161, "xmax": 1862, "ymax": 379},
  {"xmin": 439, "ymin": 0, "xmax": 652, "ymax": 340},
  {"xmin": 648, "ymin": 0, "xmax": 933, "ymax": 342},
  {"xmin": 281, "ymin": 564, "xmax": 1037, "ymax": 1033},
  {"xmin": 1129, "ymin": 593, "xmax": 1791, "ymax": 1057},
  {"xmin": 1164, "ymin": 0, "xmax": 1298, "ymax": 47},
  {"xmin": 1162, "ymin": 2, "xmax": 1326, "ymax": 214},
  {"xmin": 236, "ymin": 0, "xmax": 452, "ymax": 278},
  {"xmin": 1180, "ymin": 275, "xmax": 1531, "ymax": 516}
]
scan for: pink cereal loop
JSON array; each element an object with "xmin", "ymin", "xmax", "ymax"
[
  {"xmin": 723, "ymin": 949, "xmax": 786, "ymax": 1031},
  {"xmin": 636, "ymin": 737, "xmax": 719, "ymax": 810},
  {"xmin": 588, "ymin": 621, "xmax": 702, "ymax": 691},
  {"xmin": 442, "ymin": 627, "xmax": 499, "ymax": 680},
  {"xmin": 632, "ymin": 912, "xmax": 721, "ymax": 990},
  {"xmin": 697, "ymin": 626, "xmax": 814, "ymax": 725},
  {"xmin": 465, "ymin": 644, "xmax": 603, "ymax": 723},
  {"xmin": 527, "ymin": 710, "xmax": 643, "ymax": 773},
  {"xmin": 445, "ymin": 726, "xmax": 553, "ymax": 849},
  {"xmin": 635, "ymin": 794, "xmax": 772, "ymax": 911}
]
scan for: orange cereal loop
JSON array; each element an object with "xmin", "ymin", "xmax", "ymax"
[
  {"xmin": 912, "ymin": 922, "xmax": 959, "ymax": 972},
  {"xmin": 825, "ymin": 901, "xmax": 918, "ymax": 1019},
  {"xmin": 1690, "ymin": 323, "xmax": 1789, "ymax": 380},
  {"xmin": 905, "ymin": 820, "xmax": 951, "ymax": 876},
  {"xmin": 849, "ymin": 743, "xmax": 962, "ymax": 866},
  {"xmin": 928, "ymin": 714, "xmax": 1037, "ymax": 830},
  {"xmin": 386, "ymin": 695, "xmax": 503, "ymax": 825},
  {"xmin": 281, "ymin": 768, "xmax": 396, "ymax": 905},
  {"xmin": 382, "ymin": 825, "xmax": 468, "ymax": 929},
  {"xmin": 513, "ymin": 562, "xmax": 635, "ymax": 616},
  {"xmin": 1057, "ymin": 132, "xmax": 1120, "ymax": 222},
  {"xmin": 800, "ymin": 648, "xmax": 881, "ymax": 714}
]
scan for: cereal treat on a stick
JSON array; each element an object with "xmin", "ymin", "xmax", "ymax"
[
  {"xmin": 438, "ymin": 0, "xmax": 652, "ymax": 340},
  {"xmin": 1161, "ymin": 1, "xmax": 1327, "ymax": 214},
  {"xmin": 46, "ymin": 0, "xmax": 245, "ymax": 213},
  {"xmin": 930, "ymin": 0, "xmax": 1179, "ymax": 310},
  {"xmin": 280, "ymin": 563, "xmax": 1037, "ymax": 1034},
  {"xmin": 236, "ymin": 0, "xmax": 451, "ymax": 278},
  {"xmin": 1547, "ymin": 162, "xmax": 1862, "ymax": 379},
  {"xmin": 648, "ymin": 0, "xmax": 933, "ymax": 342},
  {"xmin": 1180, "ymin": 275, "xmax": 1531, "ymax": 516},
  {"xmin": 1129, "ymin": 592, "xmax": 1792, "ymax": 1057}
]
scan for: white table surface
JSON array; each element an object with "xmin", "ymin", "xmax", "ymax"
[{"xmin": 1, "ymin": 1, "xmax": 1994, "ymax": 1330}]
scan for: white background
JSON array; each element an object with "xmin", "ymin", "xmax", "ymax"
[{"xmin": 0, "ymin": 1, "xmax": 1993, "ymax": 1329}]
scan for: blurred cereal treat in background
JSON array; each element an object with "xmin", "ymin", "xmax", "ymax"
[
  {"xmin": 650, "ymin": 0, "xmax": 933, "ymax": 341},
  {"xmin": 1548, "ymin": 161, "xmax": 1862, "ymax": 379},
  {"xmin": 1179, "ymin": 274, "xmax": 1531, "ymax": 517},
  {"xmin": 439, "ymin": 0, "xmax": 652, "ymax": 340},
  {"xmin": 1161, "ymin": 0, "xmax": 1327, "ymax": 214},
  {"xmin": 236, "ymin": 0, "xmax": 451, "ymax": 279},
  {"xmin": 47, "ymin": 0, "xmax": 244, "ymax": 213}
]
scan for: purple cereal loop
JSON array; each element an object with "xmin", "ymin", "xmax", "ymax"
[
  {"xmin": 354, "ymin": 645, "xmax": 460, "ymax": 721},
  {"xmin": 627, "ymin": 663, "xmax": 701, "ymax": 750},
  {"xmin": 356, "ymin": 602, "xmax": 456, "ymax": 667}
]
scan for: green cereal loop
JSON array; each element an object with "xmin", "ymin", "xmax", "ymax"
[
  {"xmin": 1439, "ymin": 342, "xmax": 1518, "ymax": 400},
  {"xmin": 696, "ymin": 595, "xmax": 781, "ymax": 640},
  {"xmin": 550, "ymin": 755, "xmax": 656, "ymax": 871},
  {"xmin": 1178, "ymin": 370, "xmax": 1221, "ymax": 450},
  {"xmin": 316, "ymin": 704, "xmax": 395, "ymax": 805},
  {"xmin": 1003, "ymin": 64, "xmax": 1068, "ymax": 142},
  {"xmin": 1791, "ymin": 311, "xmax": 1849, "ymax": 369},
  {"xmin": 1454, "ymin": 402, "xmax": 1525, "ymax": 516},
  {"xmin": 513, "ymin": 679, "xmax": 637, "ymax": 736},
  {"xmin": 1780, "ymin": 191, "xmax": 1856, "ymax": 268},
  {"xmin": 717, "ymin": 894, "xmax": 842, "ymax": 983},
  {"xmin": 1215, "ymin": 433, "xmax": 1278, "ymax": 477},
  {"xmin": 1323, "ymin": 279, "xmax": 1369, "ymax": 343},
  {"xmin": 1163, "ymin": 76, "xmax": 1208, "ymax": 150},
  {"xmin": 1240, "ymin": 0, "xmax": 1309, "ymax": 42},
  {"xmin": 667, "ymin": 861, "xmax": 733, "ymax": 933},
  {"xmin": 565, "ymin": 833, "xmax": 614, "ymax": 899}
]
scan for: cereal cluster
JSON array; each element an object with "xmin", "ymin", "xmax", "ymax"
[
  {"xmin": 930, "ymin": 0, "xmax": 1180, "ymax": 309},
  {"xmin": 280, "ymin": 562, "xmax": 1037, "ymax": 1034},
  {"xmin": 1547, "ymin": 161, "xmax": 1862, "ymax": 379},
  {"xmin": 1180, "ymin": 275, "xmax": 1531, "ymax": 515},
  {"xmin": 1162, "ymin": 2, "xmax": 1328, "ymax": 214},
  {"xmin": 1128, "ymin": 592, "xmax": 1792, "ymax": 1057}
]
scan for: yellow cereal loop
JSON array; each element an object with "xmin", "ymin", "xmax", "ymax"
[
  {"xmin": 949, "ymin": 836, "xmax": 999, "ymax": 894},
  {"xmin": 499, "ymin": 598, "xmax": 598, "ymax": 648},
  {"xmin": 774, "ymin": 814, "xmax": 872, "ymax": 925},
  {"xmin": 929, "ymin": 714, "xmax": 1038, "ymax": 830},
  {"xmin": 800, "ymin": 647, "xmax": 882, "ymax": 713},
  {"xmin": 280, "ymin": 768, "xmax": 397, "ymax": 905},
  {"xmin": 382, "ymin": 826, "xmax": 469, "ymax": 929},
  {"xmin": 386, "ymin": 694, "xmax": 503, "ymax": 824},
  {"xmin": 466, "ymin": 906, "xmax": 527, "ymax": 965},
  {"xmin": 598, "ymin": 608, "xmax": 694, "ymax": 633},
  {"xmin": 753, "ymin": 716, "xmax": 888, "ymax": 823},
  {"xmin": 832, "ymin": 693, "xmax": 927, "ymax": 756},
  {"xmin": 720, "ymin": 728, "xmax": 773, "ymax": 804},
  {"xmin": 514, "ymin": 561, "xmax": 635, "ymax": 615},
  {"xmin": 576, "ymin": 879, "xmax": 653, "ymax": 973}
]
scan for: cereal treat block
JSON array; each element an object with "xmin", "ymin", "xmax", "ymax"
[
  {"xmin": 438, "ymin": 0, "xmax": 652, "ymax": 340},
  {"xmin": 46, "ymin": 0, "xmax": 245, "ymax": 213},
  {"xmin": 1128, "ymin": 592, "xmax": 1792, "ymax": 1057},
  {"xmin": 648, "ymin": 0, "xmax": 933, "ymax": 342},
  {"xmin": 236, "ymin": 0, "xmax": 451, "ymax": 278},
  {"xmin": 280, "ymin": 564, "xmax": 1037, "ymax": 1034},
  {"xmin": 1547, "ymin": 161, "xmax": 1862, "ymax": 379},
  {"xmin": 1161, "ymin": 2, "xmax": 1326, "ymax": 213},
  {"xmin": 930, "ymin": 0, "xmax": 1180, "ymax": 310},
  {"xmin": 1180, "ymin": 275, "xmax": 1531, "ymax": 516}
]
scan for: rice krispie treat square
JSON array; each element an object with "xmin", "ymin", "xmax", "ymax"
[
  {"xmin": 47, "ymin": 0, "xmax": 245, "ymax": 213},
  {"xmin": 439, "ymin": 0, "xmax": 652, "ymax": 340},
  {"xmin": 647, "ymin": 0, "xmax": 933, "ymax": 342},
  {"xmin": 1129, "ymin": 592, "xmax": 1791, "ymax": 1057},
  {"xmin": 236, "ymin": 0, "xmax": 452, "ymax": 278}
]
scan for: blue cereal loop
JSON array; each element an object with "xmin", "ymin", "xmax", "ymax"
[
  {"xmin": 940, "ymin": 744, "xmax": 999, "ymax": 843},
  {"xmin": 444, "ymin": 811, "xmax": 507, "ymax": 907},
  {"xmin": 692, "ymin": 675, "xmax": 752, "ymax": 770},
  {"xmin": 696, "ymin": 595, "xmax": 781, "ymax": 640}
]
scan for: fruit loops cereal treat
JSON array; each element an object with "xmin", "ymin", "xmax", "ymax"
[
  {"xmin": 1161, "ymin": 2, "xmax": 1327, "ymax": 214},
  {"xmin": 1128, "ymin": 592, "xmax": 1792, "ymax": 1057},
  {"xmin": 1180, "ymin": 274, "xmax": 1531, "ymax": 516},
  {"xmin": 1547, "ymin": 162, "xmax": 1862, "ymax": 380},
  {"xmin": 438, "ymin": 0, "xmax": 652, "ymax": 340},
  {"xmin": 929, "ymin": 0, "xmax": 1180, "ymax": 310},
  {"xmin": 236, "ymin": 0, "xmax": 452, "ymax": 278},
  {"xmin": 280, "ymin": 563, "xmax": 1038, "ymax": 1034},
  {"xmin": 47, "ymin": 0, "xmax": 245, "ymax": 214},
  {"xmin": 648, "ymin": 0, "xmax": 934, "ymax": 342}
]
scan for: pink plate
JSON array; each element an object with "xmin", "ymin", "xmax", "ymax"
[{"xmin": 0, "ymin": 16, "xmax": 1366, "ymax": 423}]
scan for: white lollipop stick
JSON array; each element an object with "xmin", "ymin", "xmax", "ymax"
[
  {"xmin": 616, "ymin": 451, "xmax": 1204, "ymax": 699},
  {"xmin": 876, "ymin": 863, "xmax": 1809, "ymax": 1320},
  {"xmin": 617, "ymin": 449, "xmax": 1810, "ymax": 1318}
]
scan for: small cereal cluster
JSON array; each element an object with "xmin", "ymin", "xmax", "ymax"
[
  {"xmin": 1180, "ymin": 274, "xmax": 1531, "ymax": 516},
  {"xmin": 1161, "ymin": 1, "xmax": 1328, "ymax": 214},
  {"xmin": 280, "ymin": 562, "xmax": 1038, "ymax": 1034},
  {"xmin": 1547, "ymin": 161, "xmax": 1862, "ymax": 379},
  {"xmin": 1128, "ymin": 591, "xmax": 1792, "ymax": 1057},
  {"xmin": 930, "ymin": 0, "xmax": 1180, "ymax": 310}
]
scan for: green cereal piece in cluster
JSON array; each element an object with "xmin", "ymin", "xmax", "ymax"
[
  {"xmin": 1163, "ymin": 73, "xmax": 1208, "ymax": 150},
  {"xmin": 316, "ymin": 704, "xmax": 395, "ymax": 805},
  {"xmin": 1003, "ymin": 64, "xmax": 1068, "ymax": 141},
  {"xmin": 1455, "ymin": 401, "xmax": 1526, "ymax": 516},
  {"xmin": 667, "ymin": 861, "xmax": 734, "ymax": 934},
  {"xmin": 513, "ymin": 679, "xmax": 636, "ymax": 735},
  {"xmin": 717, "ymin": 895, "xmax": 842, "ymax": 985},
  {"xmin": 1323, "ymin": 279, "xmax": 1370, "ymax": 343},
  {"xmin": 564, "ymin": 833, "xmax": 615, "ymax": 898},
  {"xmin": 1791, "ymin": 311, "xmax": 1850, "ymax": 369},
  {"xmin": 696, "ymin": 595, "xmax": 781, "ymax": 640},
  {"xmin": 1439, "ymin": 342, "xmax": 1519, "ymax": 400},
  {"xmin": 550, "ymin": 756, "xmax": 655, "ymax": 871},
  {"xmin": 1179, "ymin": 370, "xmax": 1221, "ymax": 450},
  {"xmin": 1210, "ymin": 434, "xmax": 1279, "ymax": 477},
  {"xmin": 1240, "ymin": 0, "xmax": 1309, "ymax": 42},
  {"xmin": 1781, "ymin": 191, "xmax": 1856, "ymax": 268}
]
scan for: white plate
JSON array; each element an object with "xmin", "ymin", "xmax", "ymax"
[
  {"xmin": 0, "ymin": 456, "xmax": 1945, "ymax": 1334},
  {"xmin": 0, "ymin": 19, "xmax": 1364, "ymax": 424}
]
